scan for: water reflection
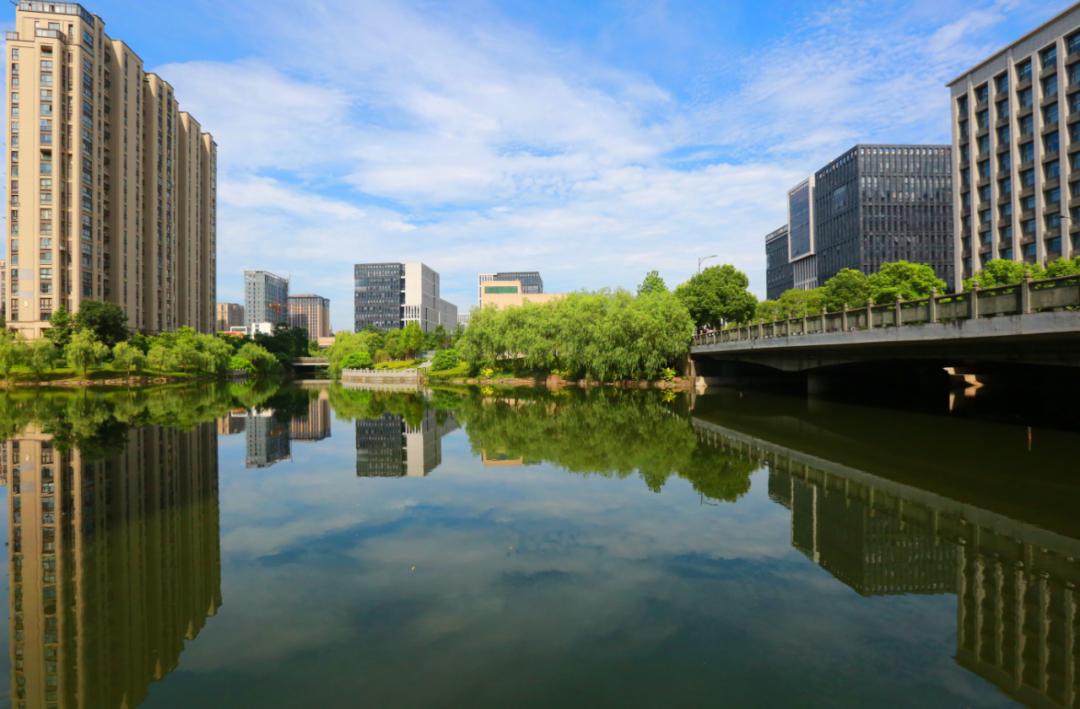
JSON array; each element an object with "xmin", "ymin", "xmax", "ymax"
[
  {"xmin": 4, "ymin": 422, "xmax": 221, "ymax": 708},
  {"xmin": 691, "ymin": 406, "xmax": 1080, "ymax": 709},
  {"xmin": 355, "ymin": 409, "xmax": 458, "ymax": 478}
]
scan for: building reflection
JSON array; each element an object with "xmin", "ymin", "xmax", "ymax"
[
  {"xmin": 696, "ymin": 420, "xmax": 1080, "ymax": 708},
  {"xmin": 289, "ymin": 391, "xmax": 332, "ymax": 443},
  {"xmin": 244, "ymin": 411, "xmax": 292, "ymax": 469},
  {"xmin": 3, "ymin": 423, "xmax": 222, "ymax": 709},
  {"xmin": 356, "ymin": 410, "xmax": 458, "ymax": 477}
]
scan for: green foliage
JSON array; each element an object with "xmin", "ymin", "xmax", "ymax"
[
  {"xmin": 675, "ymin": 264, "xmax": 757, "ymax": 328},
  {"xmin": 65, "ymin": 329, "xmax": 109, "ymax": 378},
  {"xmin": 373, "ymin": 359, "xmax": 421, "ymax": 370},
  {"xmin": 326, "ymin": 331, "xmax": 383, "ymax": 378},
  {"xmin": 112, "ymin": 341, "xmax": 146, "ymax": 376},
  {"xmin": 27, "ymin": 340, "xmax": 57, "ymax": 379},
  {"xmin": 229, "ymin": 356, "xmax": 256, "ymax": 375},
  {"xmin": 431, "ymin": 348, "xmax": 461, "ymax": 372},
  {"xmin": 866, "ymin": 261, "xmax": 946, "ymax": 304},
  {"xmin": 0, "ymin": 331, "xmax": 25, "ymax": 381},
  {"xmin": 822, "ymin": 268, "xmax": 872, "ymax": 310},
  {"xmin": 637, "ymin": 270, "xmax": 668, "ymax": 295},
  {"xmin": 963, "ymin": 259, "xmax": 1042, "ymax": 290},
  {"xmin": 1043, "ymin": 256, "xmax": 1080, "ymax": 279},
  {"xmin": 74, "ymin": 300, "xmax": 130, "ymax": 347},
  {"xmin": 253, "ymin": 324, "xmax": 309, "ymax": 362},
  {"xmin": 661, "ymin": 367, "xmax": 677, "ymax": 382},
  {"xmin": 383, "ymin": 329, "xmax": 404, "ymax": 360},
  {"xmin": 458, "ymin": 289, "xmax": 694, "ymax": 381},
  {"xmin": 340, "ymin": 351, "xmax": 374, "ymax": 370},
  {"xmin": 401, "ymin": 322, "xmax": 425, "ymax": 358},
  {"xmin": 235, "ymin": 342, "xmax": 282, "ymax": 377},
  {"xmin": 45, "ymin": 306, "xmax": 75, "ymax": 350},
  {"xmin": 424, "ymin": 324, "xmax": 452, "ymax": 351},
  {"xmin": 756, "ymin": 288, "xmax": 826, "ymax": 321}
]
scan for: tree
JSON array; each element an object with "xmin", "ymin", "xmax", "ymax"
[
  {"xmin": 112, "ymin": 341, "xmax": 147, "ymax": 377},
  {"xmin": 65, "ymin": 329, "xmax": 109, "ymax": 378},
  {"xmin": 1044, "ymin": 256, "xmax": 1080, "ymax": 279},
  {"xmin": 27, "ymin": 339, "xmax": 57, "ymax": 380},
  {"xmin": 74, "ymin": 300, "xmax": 129, "ymax": 347},
  {"xmin": 867, "ymin": 261, "xmax": 946, "ymax": 304},
  {"xmin": 45, "ymin": 306, "xmax": 75, "ymax": 350},
  {"xmin": 963, "ymin": 259, "xmax": 1041, "ymax": 290},
  {"xmin": 384, "ymin": 329, "xmax": 404, "ymax": 360},
  {"xmin": 431, "ymin": 348, "xmax": 461, "ymax": 372},
  {"xmin": 0, "ymin": 331, "xmax": 24, "ymax": 381},
  {"xmin": 340, "ymin": 351, "xmax": 374, "ymax": 370},
  {"xmin": 637, "ymin": 270, "xmax": 668, "ymax": 296},
  {"xmin": 147, "ymin": 344, "xmax": 177, "ymax": 373},
  {"xmin": 401, "ymin": 322, "xmax": 425, "ymax": 359},
  {"xmin": 674, "ymin": 264, "xmax": 757, "ymax": 328},
  {"xmin": 822, "ymin": 268, "xmax": 872, "ymax": 310}
]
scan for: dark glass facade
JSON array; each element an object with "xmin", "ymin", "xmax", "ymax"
[
  {"xmin": 814, "ymin": 145, "xmax": 954, "ymax": 286},
  {"xmin": 494, "ymin": 271, "xmax": 543, "ymax": 294},
  {"xmin": 765, "ymin": 225, "xmax": 794, "ymax": 300},
  {"xmin": 788, "ymin": 182, "xmax": 814, "ymax": 260},
  {"xmin": 354, "ymin": 263, "xmax": 404, "ymax": 332}
]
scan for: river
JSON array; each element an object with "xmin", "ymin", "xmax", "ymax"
[{"xmin": 0, "ymin": 382, "xmax": 1076, "ymax": 707}]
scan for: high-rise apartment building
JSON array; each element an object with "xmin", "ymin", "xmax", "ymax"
[
  {"xmin": 814, "ymin": 145, "xmax": 954, "ymax": 286},
  {"xmin": 353, "ymin": 262, "xmax": 457, "ymax": 333},
  {"xmin": 215, "ymin": 301, "xmax": 243, "ymax": 331},
  {"xmin": 4, "ymin": 2, "xmax": 217, "ymax": 339},
  {"xmin": 765, "ymin": 226, "xmax": 794, "ymax": 300},
  {"xmin": 0, "ymin": 259, "xmax": 6, "ymax": 322},
  {"xmin": 244, "ymin": 270, "xmax": 289, "ymax": 333},
  {"xmin": 766, "ymin": 145, "xmax": 954, "ymax": 296},
  {"xmin": 288, "ymin": 293, "xmax": 331, "ymax": 339},
  {"xmin": 949, "ymin": 5, "xmax": 1080, "ymax": 290}
]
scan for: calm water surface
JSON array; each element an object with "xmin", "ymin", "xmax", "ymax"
[{"xmin": 1, "ymin": 383, "xmax": 1078, "ymax": 708}]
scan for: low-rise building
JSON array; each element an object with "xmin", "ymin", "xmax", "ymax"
[{"xmin": 479, "ymin": 279, "xmax": 564, "ymax": 310}]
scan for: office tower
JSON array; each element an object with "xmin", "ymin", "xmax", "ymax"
[
  {"xmin": 764, "ymin": 226, "xmax": 794, "ymax": 300},
  {"xmin": 289, "ymin": 392, "xmax": 331, "ymax": 442},
  {"xmin": 244, "ymin": 270, "xmax": 289, "ymax": 334},
  {"xmin": 814, "ymin": 145, "xmax": 955, "ymax": 286},
  {"xmin": 244, "ymin": 410, "xmax": 291, "ymax": 468},
  {"xmin": 355, "ymin": 409, "xmax": 459, "ymax": 477},
  {"xmin": 949, "ymin": 5, "xmax": 1080, "ymax": 290},
  {"xmin": 287, "ymin": 294, "xmax": 331, "ymax": 340},
  {"xmin": 215, "ymin": 302, "xmax": 244, "ymax": 331},
  {"xmin": 5, "ymin": 423, "xmax": 221, "ymax": 707},
  {"xmin": 353, "ymin": 262, "xmax": 457, "ymax": 332},
  {"xmin": 766, "ymin": 146, "xmax": 954, "ymax": 295},
  {"xmin": 4, "ymin": 2, "xmax": 216, "ymax": 339}
]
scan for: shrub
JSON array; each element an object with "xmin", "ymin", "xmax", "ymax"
[
  {"xmin": 340, "ymin": 351, "xmax": 374, "ymax": 370},
  {"xmin": 661, "ymin": 367, "xmax": 677, "ymax": 382},
  {"xmin": 229, "ymin": 356, "xmax": 256, "ymax": 374},
  {"xmin": 431, "ymin": 348, "xmax": 461, "ymax": 372},
  {"xmin": 112, "ymin": 341, "xmax": 147, "ymax": 377}
]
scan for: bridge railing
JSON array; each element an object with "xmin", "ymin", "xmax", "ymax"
[{"xmin": 693, "ymin": 273, "xmax": 1080, "ymax": 347}]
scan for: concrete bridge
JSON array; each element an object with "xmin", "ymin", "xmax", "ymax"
[{"xmin": 691, "ymin": 274, "xmax": 1080, "ymax": 372}]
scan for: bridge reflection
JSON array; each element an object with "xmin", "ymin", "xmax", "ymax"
[
  {"xmin": 691, "ymin": 413, "xmax": 1080, "ymax": 708},
  {"xmin": 2, "ymin": 423, "xmax": 222, "ymax": 708}
]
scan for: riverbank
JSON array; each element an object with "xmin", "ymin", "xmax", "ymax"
[
  {"xmin": 0, "ymin": 369, "xmax": 233, "ymax": 389},
  {"xmin": 430, "ymin": 373, "xmax": 695, "ymax": 391}
]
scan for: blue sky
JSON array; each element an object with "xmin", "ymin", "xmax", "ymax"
[{"xmin": 3, "ymin": 0, "xmax": 1071, "ymax": 330}]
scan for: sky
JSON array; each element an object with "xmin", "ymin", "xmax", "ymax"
[{"xmin": 2, "ymin": 0, "xmax": 1072, "ymax": 330}]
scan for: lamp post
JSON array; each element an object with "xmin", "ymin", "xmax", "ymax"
[{"xmin": 697, "ymin": 254, "xmax": 718, "ymax": 273}]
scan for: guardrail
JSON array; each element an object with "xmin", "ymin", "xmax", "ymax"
[
  {"xmin": 693, "ymin": 274, "xmax": 1080, "ymax": 347},
  {"xmin": 340, "ymin": 368, "xmax": 422, "ymax": 387}
]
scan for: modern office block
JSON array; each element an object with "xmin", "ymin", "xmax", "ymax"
[
  {"xmin": 949, "ymin": 4, "xmax": 1080, "ymax": 289},
  {"xmin": 477, "ymin": 271, "xmax": 543, "ymax": 303},
  {"xmin": 355, "ymin": 409, "xmax": 459, "ymax": 477},
  {"xmin": 765, "ymin": 226, "xmax": 794, "ymax": 300},
  {"xmin": 788, "ymin": 178, "xmax": 818, "ymax": 291},
  {"xmin": 353, "ymin": 262, "xmax": 457, "ymax": 332},
  {"xmin": 288, "ymin": 293, "xmax": 331, "ymax": 339},
  {"xmin": 215, "ymin": 302, "xmax": 244, "ymax": 332},
  {"xmin": 815, "ymin": 145, "xmax": 954, "ymax": 286},
  {"xmin": 4, "ymin": 2, "xmax": 216, "ymax": 339},
  {"xmin": 244, "ymin": 270, "xmax": 289, "ymax": 332}
]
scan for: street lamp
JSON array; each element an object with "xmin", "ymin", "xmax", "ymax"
[{"xmin": 697, "ymin": 254, "xmax": 718, "ymax": 273}]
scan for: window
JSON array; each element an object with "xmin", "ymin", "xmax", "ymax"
[
  {"xmin": 997, "ymin": 99, "xmax": 1009, "ymax": 120},
  {"xmin": 1045, "ymin": 131, "xmax": 1059, "ymax": 155},
  {"xmin": 978, "ymin": 159, "xmax": 990, "ymax": 178},
  {"xmin": 1073, "ymin": 122, "xmax": 1080, "ymax": 143},
  {"xmin": 1041, "ymin": 44, "xmax": 1058, "ymax": 70},
  {"xmin": 1069, "ymin": 31, "xmax": 1080, "ymax": 55},
  {"xmin": 1020, "ymin": 142, "xmax": 1034, "ymax": 163},
  {"xmin": 997, "ymin": 125, "xmax": 1010, "ymax": 144},
  {"xmin": 1071, "ymin": 63, "xmax": 1080, "ymax": 85},
  {"xmin": 1001, "ymin": 202, "xmax": 1013, "ymax": 220},
  {"xmin": 1019, "ymin": 114, "xmax": 1034, "ymax": 136},
  {"xmin": 1046, "ymin": 160, "xmax": 1060, "ymax": 180},
  {"xmin": 979, "ymin": 184, "xmax": 991, "ymax": 202},
  {"xmin": 1001, "ymin": 176, "xmax": 1012, "ymax": 195},
  {"xmin": 995, "ymin": 73, "xmax": 1008, "ymax": 93},
  {"xmin": 1021, "ymin": 195, "xmax": 1036, "ymax": 211},
  {"xmin": 957, "ymin": 95, "xmax": 968, "ymax": 115},
  {"xmin": 1017, "ymin": 58, "xmax": 1032, "ymax": 82},
  {"xmin": 978, "ymin": 134, "xmax": 990, "ymax": 154},
  {"xmin": 999, "ymin": 153, "xmax": 1011, "ymax": 171},
  {"xmin": 976, "ymin": 109, "xmax": 989, "ymax": 130},
  {"xmin": 1043, "ymin": 74, "xmax": 1058, "ymax": 98},
  {"xmin": 1045, "ymin": 103, "xmax": 1059, "ymax": 125},
  {"xmin": 1047, "ymin": 212, "xmax": 1062, "ymax": 230},
  {"xmin": 975, "ymin": 84, "xmax": 988, "ymax": 103},
  {"xmin": 1018, "ymin": 87, "xmax": 1033, "ymax": 109},
  {"xmin": 1022, "ymin": 219, "xmax": 1036, "ymax": 236},
  {"xmin": 1047, "ymin": 187, "xmax": 1061, "ymax": 205},
  {"xmin": 1072, "ymin": 92, "xmax": 1080, "ymax": 114},
  {"xmin": 1020, "ymin": 169, "xmax": 1035, "ymax": 188}
]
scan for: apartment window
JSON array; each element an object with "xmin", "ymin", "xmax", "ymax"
[
  {"xmin": 1073, "ymin": 122, "xmax": 1080, "ymax": 144},
  {"xmin": 1000, "ymin": 176, "xmax": 1012, "ymax": 195},
  {"xmin": 956, "ymin": 95, "xmax": 968, "ymax": 115},
  {"xmin": 1046, "ymin": 160, "xmax": 1060, "ymax": 181},
  {"xmin": 1047, "ymin": 212, "xmax": 1062, "ymax": 230},
  {"xmin": 1045, "ymin": 103, "xmax": 1059, "ymax": 125},
  {"xmin": 39, "ymin": 250, "xmax": 51, "ymax": 263},
  {"xmin": 1042, "ymin": 74, "xmax": 1059, "ymax": 98},
  {"xmin": 1001, "ymin": 224, "xmax": 1013, "ymax": 241},
  {"xmin": 1041, "ymin": 44, "xmax": 1058, "ymax": 70},
  {"xmin": 999, "ymin": 153, "xmax": 1012, "ymax": 171},
  {"xmin": 1017, "ymin": 59, "xmax": 1032, "ymax": 82},
  {"xmin": 1022, "ymin": 219, "xmax": 1036, "ymax": 236},
  {"xmin": 1047, "ymin": 187, "xmax": 1061, "ymax": 205},
  {"xmin": 39, "ymin": 60, "xmax": 52, "ymax": 72},
  {"xmin": 1020, "ymin": 168, "xmax": 1035, "ymax": 188},
  {"xmin": 1071, "ymin": 63, "xmax": 1080, "ymax": 85},
  {"xmin": 995, "ymin": 73, "xmax": 1008, "ymax": 93},
  {"xmin": 978, "ymin": 184, "xmax": 991, "ymax": 202},
  {"xmin": 10, "ymin": 48, "xmax": 17, "ymax": 60},
  {"xmin": 1019, "ymin": 114, "xmax": 1033, "ymax": 136},
  {"xmin": 997, "ymin": 99, "xmax": 1009, "ymax": 120},
  {"xmin": 977, "ymin": 159, "xmax": 990, "ymax": 178},
  {"xmin": 978, "ymin": 134, "xmax": 990, "ymax": 154},
  {"xmin": 1018, "ymin": 87, "xmax": 1033, "ymax": 109},
  {"xmin": 1069, "ymin": 31, "xmax": 1080, "ymax": 55},
  {"xmin": 1021, "ymin": 195, "xmax": 1036, "ymax": 212},
  {"xmin": 975, "ymin": 84, "xmax": 988, "ymax": 103},
  {"xmin": 1045, "ymin": 131, "xmax": 1059, "ymax": 155},
  {"xmin": 1000, "ymin": 202, "xmax": 1013, "ymax": 220},
  {"xmin": 1019, "ymin": 142, "xmax": 1034, "ymax": 163},
  {"xmin": 976, "ymin": 109, "xmax": 989, "ymax": 130},
  {"xmin": 1072, "ymin": 93, "xmax": 1080, "ymax": 114}
]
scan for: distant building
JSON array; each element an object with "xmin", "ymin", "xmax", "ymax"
[
  {"xmin": 478, "ymin": 271, "xmax": 543, "ymax": 303},
  {"xmin": 949, "ymin": 4, "xmax": 1080, "ymax": 290},
  {"xmin": 478, "ymin": 279, "xmax": 564, "ymax": 310},
  {"xmin": 765, "ymin": 226, "xmax": 794, "ymax": 300},
  {"xmin": 289, "ymin": 393, "xmax": 331, "ymax": 442},
  {"xmin": 766, "ymin": 145, "xmax": 954, "ymax": 296},
  {"xmin": 353, "ymin": 262, "xmax": 457, "ymax": 332},
  {"xmin": 244, "ymin": 270, "xmax": 289, "ymax": 333},
  {"xmin": 245, "ymin": 411, "xmax": 291, "ymax": 468},
  {"xmin": 355, "ymin": 409, "xmax": 459, "ymax": 477},
  {"xmin": 215, "ymin": 302, "xmax": 244, "ymax": 332},
  {"xmin": 0, "ymin": 259, "xmax": 6, "ymax": 323},
  {"xmin": 288, "ymin": 294, "xmax": 331, "ymax": 340}
]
